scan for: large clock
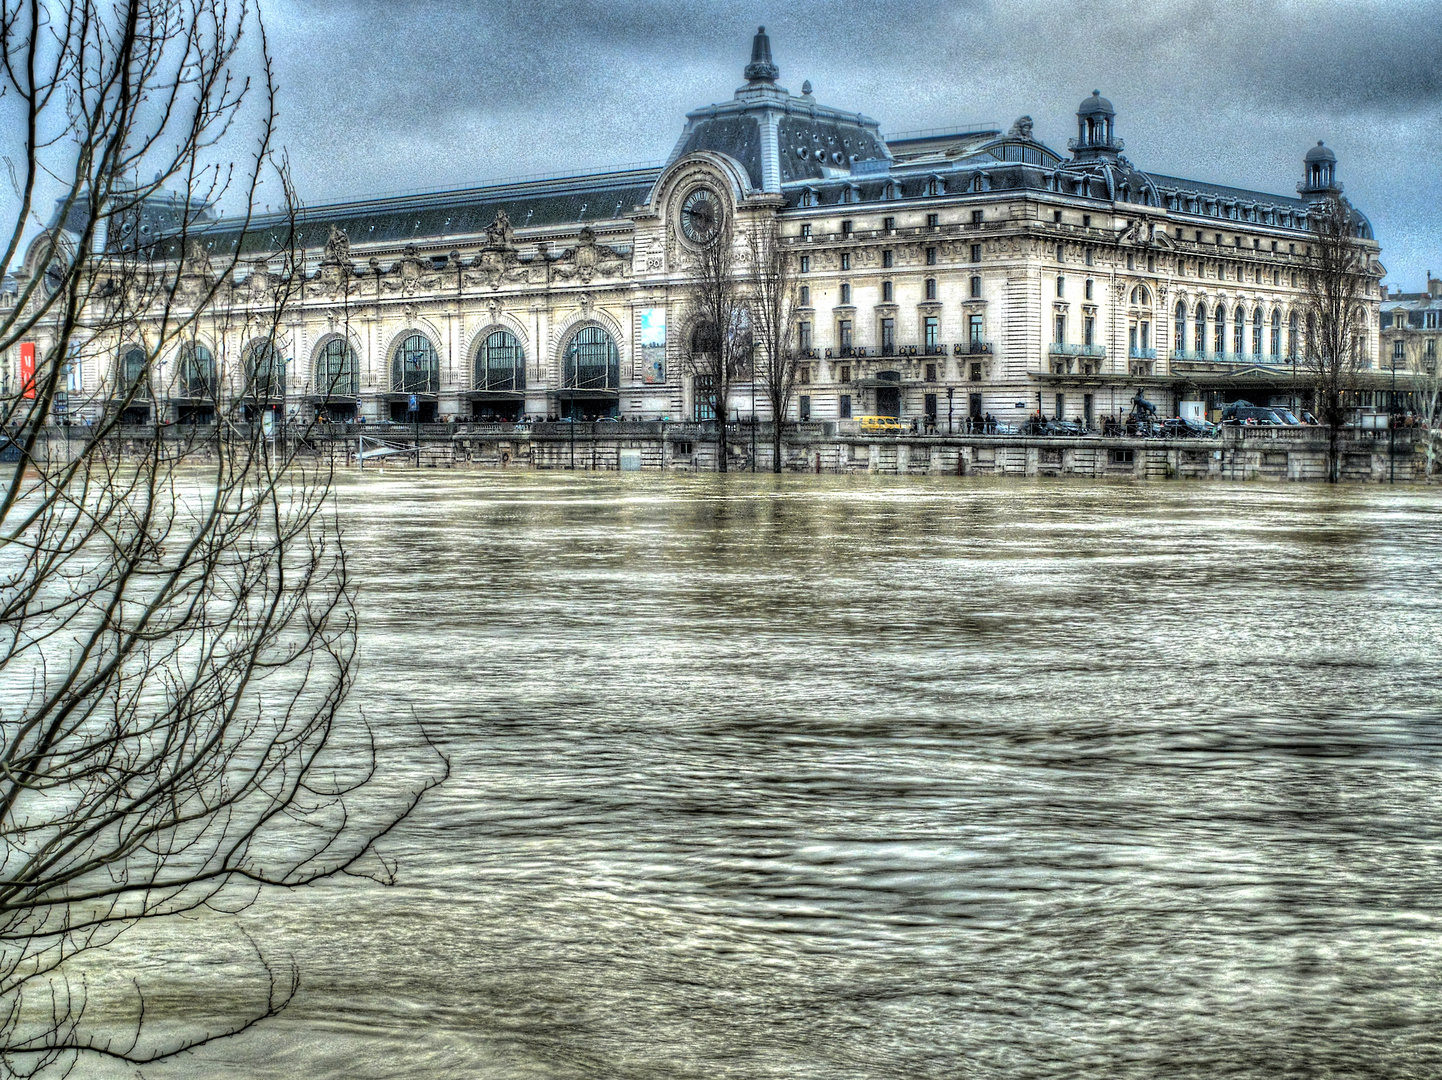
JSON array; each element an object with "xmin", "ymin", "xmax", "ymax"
[{"xmin": 680, "ymin": 186, "xmax": 722, "ymax": 245}]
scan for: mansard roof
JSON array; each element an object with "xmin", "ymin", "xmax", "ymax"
[{"xmin": 151, "ymin": 167, "xmax": 659, "ymax": 259}]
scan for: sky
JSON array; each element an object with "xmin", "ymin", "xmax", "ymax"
[{"xmin": 257, "ymin": 0, "xmax": 1438, "ymax": 288}]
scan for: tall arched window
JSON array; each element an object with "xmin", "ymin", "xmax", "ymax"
[
  {"xmin": 245, "ymin": 340, "xmax": 283, "ymax": 398},
  {"xmin": 1270, "ymin": 309, "xmax": 1282, "ymax": 357},
  {"xmin": 1252, "ymin": 307, "xmax": 1263, "ymax": 355},
  {"xmin": 119, "ymin": 345, "xmax": 149, "ymax": 398},
  {"xmin": 1196, "ymin": 305, "xmax": 1207, "ymax": 355},
  {"xmin": 315, "ymin": 338, "xmax": 358, "ymax": 397},
  {"xmin": 177, "ymin": 342, "xmax": 215, "ymax": 397},
  {"xmin": 564, "ymin": 325, "xmax": 619, "ymax": 390},
  {"xmin": 476, "ymin": 330, "xmax": 525, "ymax": 391},
  {"xmin": 1215, "ymin": 305, "xmax": 1227, "ymax": 358},
  {"xmin": 1288, "ymin": 311, "xmax": 1299, "ymax": 359},
  {"xmin": 1233, "ymin": 308, "xmax": 1245, "ymax": 355},
  {"xmin": 1174, "ymin": 301, "xmax": 1187, "ymax": 352},
  {"xmin": 391, "ymin": 333, "xmax": 438, "ymax": 394}
]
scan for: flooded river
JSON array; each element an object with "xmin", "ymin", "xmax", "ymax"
[{"xmin": 88, "ymin": 473, "xmax": 1442, "ymax": 1078}]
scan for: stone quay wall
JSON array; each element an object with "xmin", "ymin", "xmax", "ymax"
[
  {"xmin": 30, "ymin": 422, "xmax": 1431, "ymax": 483},
  {"xmin": 333, "ymin": 421, "xmax": 1423, "ymax": 484}
]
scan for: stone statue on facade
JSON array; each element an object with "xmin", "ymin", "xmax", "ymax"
[
  {"xmin": 1008, "ymin": 116, "xmax": 1034, "ymax": 139},
  {"xmin": 322, "ymin": 225, "xmax": 351, "ymax": 266}
]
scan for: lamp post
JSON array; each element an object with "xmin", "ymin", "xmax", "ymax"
[
  {"xmin": 947, "ymin": 385, "xmax": 953, "ymax": 434},
  {"xmin": 1390, "ymin": 356, "xmax": 1399, "ymax": 484},
  {"xmin": 750, "ymin": 371, "xmax": 756, "ymax": 473}
]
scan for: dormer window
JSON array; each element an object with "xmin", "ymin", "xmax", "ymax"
[
  {"xmin": 841, "ymin": 186, "xmax": 858, "ymax": 205},
  {"xmin": 800, "ymin": 189, "xmax": 816, "ymax": 208},
  {"xmin": 882, "ymin": 182, "xmax": 897, "ymax": 201},
  {"xmin": 925, "ymin": 177, "xmax": 942, "ymax": 197}
]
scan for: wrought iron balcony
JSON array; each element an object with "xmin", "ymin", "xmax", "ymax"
[
  {"xmin": 1049, "ymin": 343, "xmax": 1106, "ymax": 357},
  {"xmin": 953, "ymin": 341, "xmax": 993, "ymax": 356}
]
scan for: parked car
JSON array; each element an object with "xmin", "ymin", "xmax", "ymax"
[
  {"xmin": 1222, "ymin": 404, "xmax": 1287, "ymax": 426},
  {"xmin": 1161, "ymin": 416, "xmax": 1218, "ymax": 438},
  {"xmin": 859, "ymin": 415, "xmax": 903, "ymax": 435}
]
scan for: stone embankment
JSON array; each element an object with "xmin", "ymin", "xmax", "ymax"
[
  {"xmin": 38, "ymin": 421, "xmax": 1432, "ymax": 483},
  {"xmin": 339, "ymin": 420, "xmax": 1425, "ymax": 483}
]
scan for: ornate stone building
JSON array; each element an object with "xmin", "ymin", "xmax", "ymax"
[{"xmin": 18, "ymin": 27, "xmax": 1386, "ymax": 430}]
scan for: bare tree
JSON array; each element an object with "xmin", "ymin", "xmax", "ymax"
[
  {"xmin": 1300, "ymin": 193, "xmax": 1371, "ymax": 482},
  {"xmin": 745, "ymin": 216, "xmax": 800, "ymax": 473},
  {"xmin": 0, "ymin": 1, "xmax": 444, "ymax": 1075},
  {"xmin": 682, "ymin": 224, "xmax": 750, "ymax": 472},
  {"xmin": 1404, "ymin": 335, "xmax": 1442, "ymax": 478}
]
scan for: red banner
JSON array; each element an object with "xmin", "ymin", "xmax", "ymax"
[{"xmin": 19, "ymin": 342, "xmax": 35, "ymax": 399}]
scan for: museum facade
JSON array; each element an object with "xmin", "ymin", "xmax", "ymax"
[{"xmin": 18, "ymin": 27, "xmax": 1387, "ymax": 430}]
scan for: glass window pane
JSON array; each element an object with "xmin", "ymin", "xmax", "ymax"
[
  {"xmin": 392, "ymin": 333, "xmax": 438, "ymax": 394},
  {"xmin": 564, "ymin": 326, "xmax": 619, "ymax": 390},
  {"xmin": 316, "ymin": 338, "xmax": 358, "ymax": 396}
]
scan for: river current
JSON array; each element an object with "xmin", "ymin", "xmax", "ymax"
[{"xmin": 84, "ymin": 473, "xmax": 1442, "ymax": 1078}]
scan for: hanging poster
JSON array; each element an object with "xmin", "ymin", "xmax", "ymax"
[
  {"xmin": 638, "ymin": 308, "xmax": 666, "ymax": 384},
  {"xmin": 19, "ymin": 342, "xmax": 35, "ymax": 398}
]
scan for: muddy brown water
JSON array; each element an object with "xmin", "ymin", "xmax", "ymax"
[{"xmin": 74, "ymin": 473, "xmax": 1442, "ymax": 1078}]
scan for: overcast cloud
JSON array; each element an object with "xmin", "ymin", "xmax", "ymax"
[{"xmin": 262, "ymin": 0, "xmax": 1442, "ymax": 287}]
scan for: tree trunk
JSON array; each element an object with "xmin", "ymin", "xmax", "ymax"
[{"xmin": 772, "ymin": 420, "xmax": 783, "ymax": 473}]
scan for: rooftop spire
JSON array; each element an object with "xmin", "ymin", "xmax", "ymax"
[{"xmin": 744, "ymin": 26, "xmax": 779, "ymax": 83}]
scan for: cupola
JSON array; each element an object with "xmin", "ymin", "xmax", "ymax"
[
  {"xmin": 1298, "ymin": 141, "xmax": 1341, "ymax": 195},
  {"xmin": 1069, "ymin": 91, "xmax": 1121, "ymax": 161}
]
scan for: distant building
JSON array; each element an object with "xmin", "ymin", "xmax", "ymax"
[
  {"xmin": 1381, "ymin": 276, "xmax": 1441, "ymax": 376},
  {"xmin": 15, "ymin": 27, "xmax": 1388, "ymax": 430}
]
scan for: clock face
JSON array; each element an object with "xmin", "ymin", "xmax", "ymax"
[{"xmin": 680, "ymin": 187, "xmax": 722, "ymax": 245}]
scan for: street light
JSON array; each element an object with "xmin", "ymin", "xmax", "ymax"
[{"xmin": 947, "ymin": 386, "xmax": 953, "ymax": 434}]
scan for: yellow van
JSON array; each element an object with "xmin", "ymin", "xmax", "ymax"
[{"xmin": 859, "ymin": 415, "xmax": 903, "ymax": 435}]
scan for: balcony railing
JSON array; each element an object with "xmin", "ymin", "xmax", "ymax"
[
  {"xmin": 1172, "ymin": 351, "xmax": 1295, "ymax": 367},
  {"xmin": 1049, "ymin": 343, "xmax": 1106, "ymax": 357},
  {"xmin": 1129, "ymin": 347, "xmax": 1158, "ymax": 360},
  {"xmin": 954, "ymin": 341, "xmax": 993, "ymax": 356}
]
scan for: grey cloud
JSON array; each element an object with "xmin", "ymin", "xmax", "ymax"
[{"xmin": 265, "ymin": 0, "xmax": 1442, "ymax": 285}]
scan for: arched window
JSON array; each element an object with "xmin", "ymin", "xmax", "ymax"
[
  {"xmin": 391, "ymin": 333, "xmax": 438, "ymax": 394},
  {"xmin": 245, "ymin": 340, "xmax": 283, "ymax": 398},
  {"xmin": 1269, "ymin": 309, "xmax": 1281, "ymax": 358},
  {"xmin": 800, "ymin": 189, "xmax": 815, "ymax": 208},
  {"xmin": 1233, "ymin": 308, "xmax": 1245, "ymax": 355},
  {"xmin": 177, "ymin": 342, "xmax": 216, "ymax": 398},
  {"xmin": 1252, "ymin": 307, "xmax": 1263, "ymax": 356},
  {"xmin": 882, "ymin": 182, "xmax": 897, "ymax": 201},
  {"xmin": 315, "ymin": 338, "xmax": 358, "ymax": 397},
  {"xmin": 1195, "ymin": 305, "xmax": 1207, "ymax": 355},
  {"xmin": 1215, "ymin": 305, "xmax": 1227, "ymax": 357},
  {"xmin": 119, "ymin": 345, "xmax": 150, "ymax": 398},
  {"xmin": 1288, "ymin": 311, "xmax": 1299, "ymax": 359},
  {"xmin": 475, "ymin": 330, "xmax": 525, "ymax": 392},
  {"xmin": 925, "ymin": 177, "xmax": 942, "ymax": 197},
  {"xmin": 1131, "ymin": 285, "xmax": 1151, "ymax": 306},
  {"xmin": 1175, "ymin": 301, "xmax": 1187, "ymax": 352},
  {"xmin": 564, "ymin": 325, "xmax": 620, "ymax": 390}
]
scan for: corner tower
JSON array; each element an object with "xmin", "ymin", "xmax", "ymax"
[
  {"xmin": 1298, "ymin": 141, "xmax": 1340, "ymax": 195},
  {"xmin": 1070, "ymin": 91, "xmax": 1121, "ymax": 162}
]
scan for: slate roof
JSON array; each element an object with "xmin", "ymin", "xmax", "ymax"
[{"xmin": 151, "ymin": 168, "xmax": 660, "ymax": 259}]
